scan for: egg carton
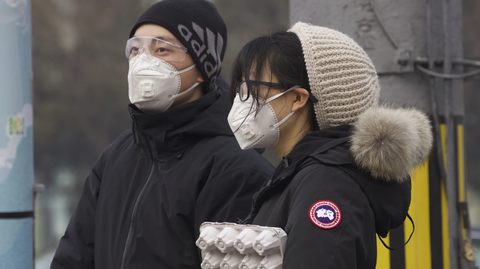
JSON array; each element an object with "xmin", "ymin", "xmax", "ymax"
[{"xmin": 196, "ymin": 222, "xmax": 287, "ymax": 269}]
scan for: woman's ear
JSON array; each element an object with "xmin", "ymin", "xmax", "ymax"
[{"xmin": 291, "ymin": 88, "xmax": 310, "ymax": 112}]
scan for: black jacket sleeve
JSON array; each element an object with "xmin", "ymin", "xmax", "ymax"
[
  {"xmin": 283, "ymin": 165, "xmax": 376, "ymax": 269},
  {"xmin": 194, "ymin": 167, "xmax": 270, "ymax": 237},
  {"xmin": 50, "ymin": 168, "xmax": 101, "ymax": 269}
]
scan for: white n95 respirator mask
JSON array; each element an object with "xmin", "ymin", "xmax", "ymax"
[
  {"xmin": 227, "ymin": 87, "xmax": 297, "ymax": 150},
  {"xmin": 127, "ymin": 46, "xmax": 200, "ymax": 113}
]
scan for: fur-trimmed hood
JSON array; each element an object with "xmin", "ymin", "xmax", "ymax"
[
  {"xmin": 350, "ymin": 105, "xmax": 433, "ymax": 182},
  {"xmin": 254, "ymin": 113, "xmax": 426, "ymax": 236},
  {"xmin": 284, "ymin": 105, "xmax": 432, "ymax": 183},
  {"xmin": 262, "ymin": 106, "xmax": 430, "ymax": 237}
]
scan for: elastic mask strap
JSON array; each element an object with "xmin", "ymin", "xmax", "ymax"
[
  {"xmin": 176, "ymin": 64, "xmax": 196, "ymax": 74},
  {"xmin": 271, "ymin": 111, "xmax": 295, "ymax": 130},
  {"xmin": 265, "ymin": 85, "xmax": 300, "ymax": 130},
  {"xmin": 169, "ymin": 64, "xmax": 199, "ymax": 100},
  {"xmin": 170, "ymin": 82, "xmax": 201, "ymax": 100},
  {"xmin": 378, "ymin": 213, "xmax": 415, "ymax": 250},
  {"xmin": 264, "ymin": 85, "xmax": 300, "ymax": 103}
]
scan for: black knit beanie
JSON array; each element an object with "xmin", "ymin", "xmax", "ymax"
[{"xmin": 130, "ymin": 0, "xmax": 227, "ymax": 93}]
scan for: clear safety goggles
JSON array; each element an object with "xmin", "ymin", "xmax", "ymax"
[{"xmin": 125, "ymin": 36, "xmax": 188, "ymax": 62}]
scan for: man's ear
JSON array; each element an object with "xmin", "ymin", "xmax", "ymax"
[
  {"xmin": 291, "ymin": 88, "xmax": 310, "ymax": 112},
  {"xmin": 197, "ymin": 74, "xmax": 204, "ymax": 83}
]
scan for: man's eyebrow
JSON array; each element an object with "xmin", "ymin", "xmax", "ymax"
[
  {"xmin": 155, "ymin": 36, "xmax": 180, "ymax": 44},
  {"xmin": 132, "ymin": 35, "xmax": 179, "ymax": 45}
]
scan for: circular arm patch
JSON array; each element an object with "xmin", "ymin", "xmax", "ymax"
[{"xmin": 309, "ymin": 200, "xmax": 342, "ymax": 229}]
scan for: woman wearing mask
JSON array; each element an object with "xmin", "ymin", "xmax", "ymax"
[{"xmin": 227, "ymin": 22, "xmax": 432, "ymax": 268}]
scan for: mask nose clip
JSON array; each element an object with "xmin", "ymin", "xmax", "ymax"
[
  {"xmin": 137, "ymin": 45, "xmax": 156, "ymax": 62},
  {"xmin": 138, "ymin": 44, "xmax": 148, "ymax": 55},
  {"xmin": 140, "ymin": 80, "xmax": 154, "ymax": 98}
]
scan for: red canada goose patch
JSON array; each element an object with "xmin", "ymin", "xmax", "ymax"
[{"xmin": 309, "ymin": 200, "xmax": 342, "ymax": 229}]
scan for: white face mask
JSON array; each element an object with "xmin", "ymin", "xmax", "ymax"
[
  {"xmin": 227, "ymin": 87, "xmax": 297, "ymax": 150},
  {"xmin": 128, "ymin": 46, "xmax": 200, "ymax": 113}
]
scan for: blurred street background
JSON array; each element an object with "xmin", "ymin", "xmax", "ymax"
[
  {"xmin": 12, "ymin": 0, "xmax": 480, "ymax": 267},
  {"xmin": 32, "ymin": 0, "xmax": 289, "ymax": 266}
]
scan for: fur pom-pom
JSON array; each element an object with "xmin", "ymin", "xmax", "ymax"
[{"xmin": 350, "ymin": 106, "xmax": 433, "ymax": 182}]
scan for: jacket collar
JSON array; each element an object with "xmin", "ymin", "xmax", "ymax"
[
  {"xmin": 129, "ymin": 88, "xmax": 233, "ymax": 153},
  {"xmin": 282, "ymin": 125, "xmax": 353, "ymax": 167}
]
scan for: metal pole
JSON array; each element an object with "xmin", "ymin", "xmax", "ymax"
[
  {"xmin": 427, "ymin": 0, "xmax": 446, "ymax": 187},
  {"xmin": 0, "ymin": 1, "xmax": 34, "ymax": 268},
  {"xmin": 443, "ymin": 0, "xmax": 461, "ymax": 267}
]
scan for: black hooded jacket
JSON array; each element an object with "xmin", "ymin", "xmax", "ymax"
[
  {"xmin": 244, "ymin": 125, "xmax": 412, "ymax": 269},
  {"xmin": 51, "ymin": 86, "xmax": 274, "ymax": 269}
]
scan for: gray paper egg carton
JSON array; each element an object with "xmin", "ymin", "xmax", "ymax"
[{"xmin": 196, "ymin": 222, "xmax": 287, "ymax": 269}]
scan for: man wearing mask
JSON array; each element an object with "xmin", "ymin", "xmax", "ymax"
[{"xmin": 51, "ymin": 1, "xmax": 274, "ymax": 268}]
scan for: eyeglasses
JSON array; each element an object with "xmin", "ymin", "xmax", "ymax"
[
  {"xmin": 236, "ymin": 80, "xmax": 283, "ymax": 102},
  {"xmin": 125, "ymin": 36, "xmax": 188, "ymax": 62},
  {"xmin": 236, "ymin": 80, "xmax": 319, "ymax": 103}
]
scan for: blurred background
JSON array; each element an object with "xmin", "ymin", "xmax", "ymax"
[
  {"xmin": 22, "ymin": 0, "xmax": 480, "ymax": 267},
  {"xmin": 32, "ymin": 0, "xmax": 289, "ymax": 266}
]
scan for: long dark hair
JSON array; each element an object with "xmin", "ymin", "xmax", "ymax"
[{"xmin": 230, "ymin": 31, "xmax": 318, "ymax": 130}]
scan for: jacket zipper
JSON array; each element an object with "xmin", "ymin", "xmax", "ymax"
[
  {"xmin": 119, "ymin": 129, "xmax": 155, "ymax": 269},
  {"xmin": 243, "ymin": 158, "xmax": 289, "ymax": 224}
]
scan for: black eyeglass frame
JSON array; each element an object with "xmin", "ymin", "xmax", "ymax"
[{"xmin": 235, "ymin": 80, "xmax": 318, "ymax": 103}]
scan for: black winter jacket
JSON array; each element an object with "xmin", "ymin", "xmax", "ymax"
[
  {"xmin": 244, "ymin": 124, "xmax": 418, "ymax": 269},
  {"xmin": 51, "ymin": 87, "xmax": 274, "ymax": 269}
]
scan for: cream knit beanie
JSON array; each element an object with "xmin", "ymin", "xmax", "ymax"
[{"xmin": 289, "ymin": 22, "xmax": 380, "ymax": 129}]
